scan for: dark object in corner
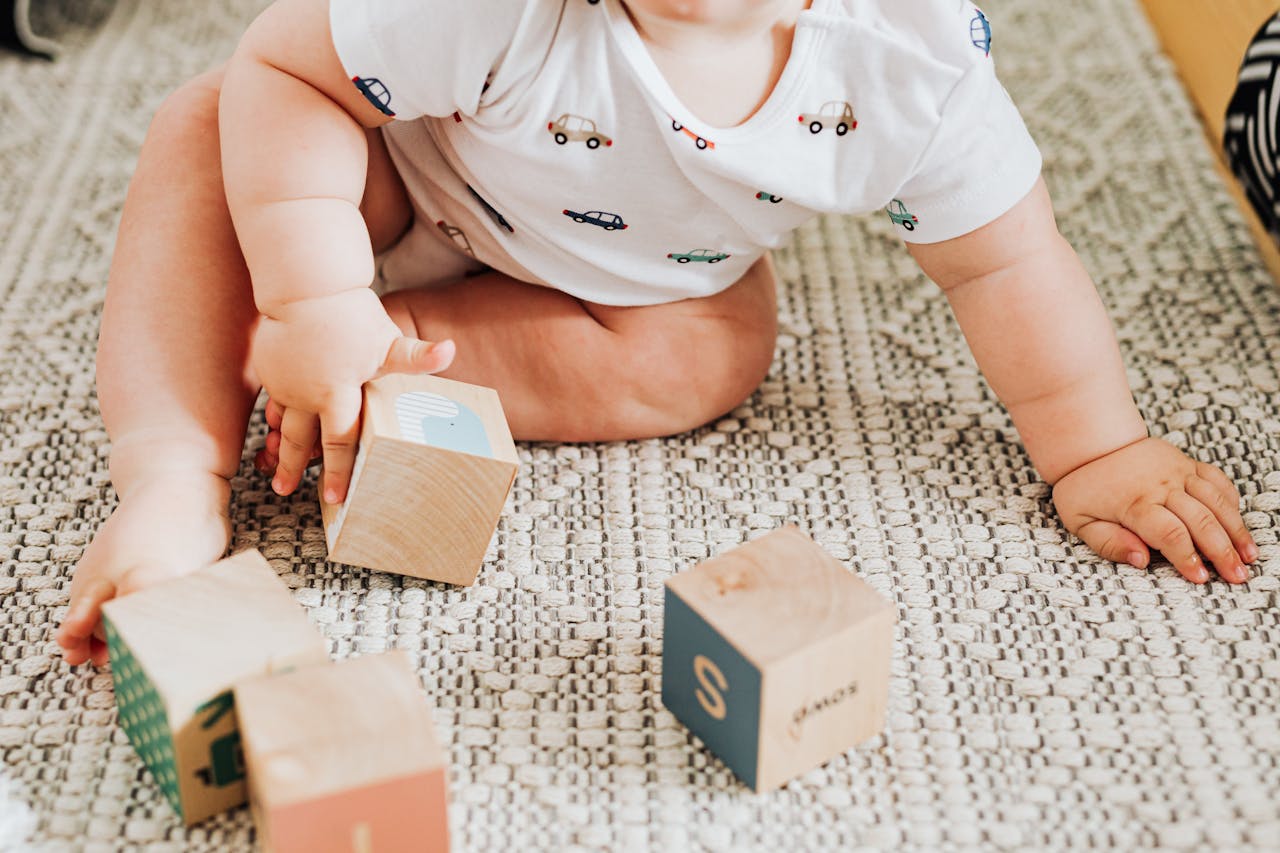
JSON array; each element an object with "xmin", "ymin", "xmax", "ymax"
[
  {"xmin": 1225, "ymin": 13, "xmax": 1280, "ymax": 244},
  {"xmin": 1, "ymin": 0, "xmax": 62, "ymax": 58}
]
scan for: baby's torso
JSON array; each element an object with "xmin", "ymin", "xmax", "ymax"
[{"xmin": 349, "ymin": 0, "xmax": 1037, "ymax": 305}]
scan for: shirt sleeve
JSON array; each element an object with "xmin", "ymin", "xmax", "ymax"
[
  {"xmin": 888, "ymin": 39, "xmax": 1042, "ymax": 243},
  {"xmin": 328, "ymin": 0, "xmax": 529, "ymax": 121}
]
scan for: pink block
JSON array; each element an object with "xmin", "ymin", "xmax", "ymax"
[{"xmin": 265, "ymin": 769, "xmax": 448, "ymax": 853}]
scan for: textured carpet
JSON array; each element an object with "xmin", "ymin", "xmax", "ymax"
[{"xmin": 2, "ymin": 0, "xmax": 1280, "ymax": 850}]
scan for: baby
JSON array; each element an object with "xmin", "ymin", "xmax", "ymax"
[{"xmin": 56, "ymin": 0, "xmax": 1258, "ymax": 666}]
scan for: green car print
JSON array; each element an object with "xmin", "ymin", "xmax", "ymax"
[
  {"xmin": 885, "ymin": 199, "xmax": 918, "ymax": 231},
  {"xmin": 755, "ymin": 191, "xmax": 783, "ymax": 203},
  {"xmin": 667, "ymin": 249, "xmax": 730, "ymax": 264}
]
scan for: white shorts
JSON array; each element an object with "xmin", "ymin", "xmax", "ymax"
[{"xmin": 374, "ymin": 122, "xmax": 547, "ymax": 295}]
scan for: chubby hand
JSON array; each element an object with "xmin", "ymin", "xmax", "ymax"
[
  {"xmin": 251, "ymin": 288, "xmax": 454, "ymax": 503},
  {"xmin": 1053, "ymin": 437, "xmax": 1258, "ymax": 583}
]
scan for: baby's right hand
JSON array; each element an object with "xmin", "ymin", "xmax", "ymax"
[{"xmin": 251, "ymin": 288, "xmax": 454, "ymax": 502}]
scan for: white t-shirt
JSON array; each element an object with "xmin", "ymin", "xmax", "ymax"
[{"xmin": 330, "ymin": 0, "xmax": 1041, "ymax": 306}]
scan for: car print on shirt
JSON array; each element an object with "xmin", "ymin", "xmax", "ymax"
[
  {"xmin": 467, "ymin": 184, "xmax": 514, "ymax": 233},
  {"xmin": 755, "ymin": 191, "xmax": 783, "ymax": 203},
  {"xmin": 548, "ymin": 114, "xmax": 613, "ymax": 149},
  {"xmin": 668, "ymin": 249, "xmax": 730, "ymax": 263},
  {"xmin": 563, "ymin": 209, "xmax": 629, "ymax": 230},
  {"xmin": 798, "ymin": 101, "xmax": 857, "ymax": 135},
  {"xmin": 670, "ymin": 118, "xmax": 715, "ymax": 150},
  {"xmin": 885, "ymin": 199, "xmax": 918, "ymax": 231},
  {"xmin": 437, "ymin": 220, "xmax": 475, "ymax": 256},
  {"xmin": 352, "ymin": 77, "xmax": 394, "ymax": 117},
  {"xmin": 971, "ymin": 9, "xmax": 992, "ymax": 55}
]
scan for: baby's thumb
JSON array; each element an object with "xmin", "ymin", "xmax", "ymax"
[
  {"xmin": 379, "ymin": 336, "xmax": 456, "ymax": 378},
  {"xmin": 1077, "ymin": 519, "xmax": 1149, "ymax": 569}
]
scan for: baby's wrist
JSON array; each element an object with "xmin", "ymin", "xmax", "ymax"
[
  {"xmin": 1042, "ymin": 426, "xmax": 1150, "ymax": 486},
  {"xmin": 256, "ymin": 284, "xmax": 379, "ymax": 323}
]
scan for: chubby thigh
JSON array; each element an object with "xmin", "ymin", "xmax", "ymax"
[{"xmin": 379, "ymin": 253, "xmax": 779, "ymax": 443}]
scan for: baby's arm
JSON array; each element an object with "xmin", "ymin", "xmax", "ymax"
[
  {"xmin": 909, "ymin": 178, "xmax": 1257, "ymax": 583},
  {"xmin": 219, "ymin": 0, "xmax": 452, "ymax": 502}
]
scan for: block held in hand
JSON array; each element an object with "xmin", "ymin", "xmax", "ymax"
[{"xmin": 321, "ymin": 374, "xmax": 518, "ymax": 585}]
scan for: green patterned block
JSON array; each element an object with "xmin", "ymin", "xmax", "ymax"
[
  {"xmin": 98, "ymin": 549, "xmax": 328, "ymax": 826},
  {"xmin": 193, "ymin": 692, "xmax": 245, "ymax": 788},
  {"xmin": 104, "ymin": 616, "xmax": 183, "ymax": 818}
]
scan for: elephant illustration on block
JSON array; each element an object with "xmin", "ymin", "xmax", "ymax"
[{"xmin": 395, "ymin": 392, "xmax": 494, "ymax": 458}]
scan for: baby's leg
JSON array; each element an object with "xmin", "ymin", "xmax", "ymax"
[
  {"xmin": 55, "ymin": 67, "xmax": 411, "ymax": 665},
  {"xmin": 377, "ymin": 258, "xmax": 779, "ymax": 442}
]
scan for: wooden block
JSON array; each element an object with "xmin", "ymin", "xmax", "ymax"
[
  {"xmin": 235, "ymin": 652, "xmax": 450, "ymax": 853},
  {"xmin": 661, "ymin": 526, "xmax": 895, "ymax": 792},
  {"xmin": 100, "ymin": 549, "xmax": 328, "ymax": 825},
  {"xmin": 320, "ymin": 373, "xmax": 519, "ymax": 585}
]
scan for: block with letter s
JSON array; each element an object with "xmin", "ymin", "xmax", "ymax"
[{"xmin": 661, "ymin": 527, "xmax": 895, "ymax": 792}]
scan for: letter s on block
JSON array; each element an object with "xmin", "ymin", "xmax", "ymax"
[{"xmin": 693, "ymin": 654, "xmax": 728, "ymax": 720}]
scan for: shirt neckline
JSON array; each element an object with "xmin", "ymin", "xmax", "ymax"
[{"xmin": 601, "ymin": 0, "xmax": 829, "ymax": 145}]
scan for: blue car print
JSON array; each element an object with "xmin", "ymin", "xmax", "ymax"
[
  {"xmin": 467, "ymin": 185, "xmax": 514, "ymax": 233},
  {"xmin": 352, "ymin": 76, "xmax": 394, "ymax": 117},
  {"xmin": 563, "ymin": 209, "xmax": 629, "ymax": 231},
  {"xmin": 970, "ymin": 10, "xmax": 991, "ymax": 55}
]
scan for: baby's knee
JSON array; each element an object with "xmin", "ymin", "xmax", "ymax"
[
  {"xmin": 380, "ymin": 290, "xmax": 419, "ymax": 339},
  {"xmin": 147, "ymin": 66, "xmax": 226, "ymax": 144}
]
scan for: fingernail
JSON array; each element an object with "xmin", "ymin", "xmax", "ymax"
[
  {"xmin": 1127, "ymin": 551, "xmax": 1147, "ymax": 569},
  {"xmin": 272, "ymin": 477, "xmax": 284, "ymax": 494},
  {"xmin": 1235, "ymin": 564, "xmax": 1250, "ymax": 583},
  {"xmin": 1243, "ymin": 543, "xmax": 1259, "ymax": 562},
  {"xmin": 1191, "ymin": 565, "xmax": 1210, "ymax": 583},
  {"xmin": 324, "ymin": 488, "xmax": 339, "ymax": 504}
]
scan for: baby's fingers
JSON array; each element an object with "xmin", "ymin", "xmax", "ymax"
[
  {"xmin": 265, "ymin": 396, "xmax": 285, "ymax": 431},
  {"xmin": 1188, "ymin": 469, "xmax": 1258, "ymax": 563},
  {"xmin": 319, "ymin": 389, "xmax": 363, "ymax": 505},
  {"xmin": 54, "ymin": 578, "xmax": 116, "ymax": 666},
  {"xmin": 378, "ymin": 337, "xmax": 455, "ymax": 378},
  {"xmin": 1167, "ymin": 491, "xmax": 1248, "ymax": 584},
  {"xmin": 1075, "ymin": 519, "xmax": 1149, "ymax": 569},
  {"xmin": 273, "ymin": 408, "xmax": 319, "ymax": 496},
  {"xmin": 1127, "ymin": 504, "xmax": 1210, "ymax": 583}
]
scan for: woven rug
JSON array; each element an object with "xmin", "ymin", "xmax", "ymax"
[{"xmin": 2, "ymin": 0, "xmax": 1279, "ymax": 850}]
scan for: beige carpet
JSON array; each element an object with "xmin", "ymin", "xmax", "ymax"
[{"xmin": 2, "ymin": 0, "xmax": 1279, "ymax": 850}]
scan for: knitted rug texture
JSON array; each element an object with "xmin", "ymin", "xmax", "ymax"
[{"xmin": 2, "ymin": 0, "xmax": 1280, "ymax": 850}]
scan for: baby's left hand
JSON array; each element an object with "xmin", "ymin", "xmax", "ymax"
[{"xmin": 1052, "ymin": 437, "xmax": 1257, "ymax": 583}]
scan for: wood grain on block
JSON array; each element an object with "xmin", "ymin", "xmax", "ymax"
[
  {"xmin": 662, "ymin": 526, "xmax": 895, "ymax": 792},
  {"xmin": 320, "ymin": 373, "xmax": 518, "ymax": 585},
  {"xmin": 100, "ymin": 549, "xmax": 328, "ymax": 825},
  {"xmin": 235, "ymin": 652, "xmax": 449, "ymax": 853}
]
